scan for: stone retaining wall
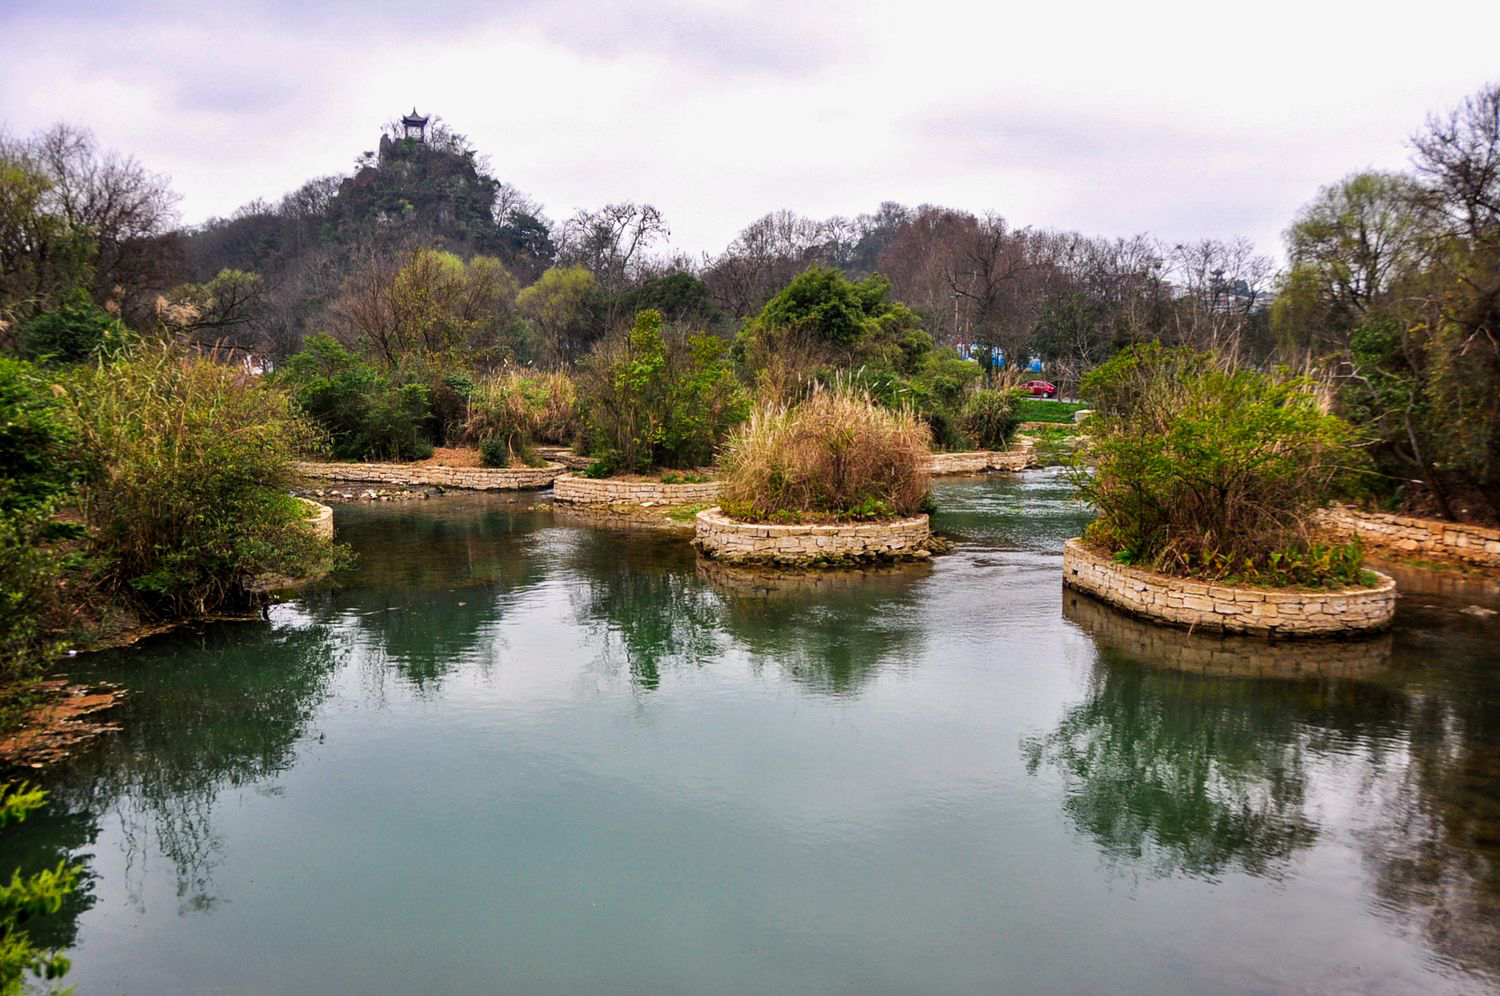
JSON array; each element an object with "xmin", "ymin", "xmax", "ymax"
[
  {"xmin": 297, "ymin": 497, "xmax": 334, "ymax": 540},
  {"xmin": 1062, "ymin": 590, "xmax": 1393, "ymax": 677},
  {"xmin": 552, "ymin": 504, "xmax": 695, "ymax": 533},
  {"xmin": 553, "ymin": 473, "xmax": 721, "ymax": 508},
  {"xmin": 694, "ymin": 508, "xmax": 931, "ymax": 565},
  {"xmin": 535, "ymin": 446, "xmax": 594, "ymax": 470},
  {"xmin": 928, "ymin": 439, "xmax": 1036, "ymax": 475},
  {"xmin": 697, "ymin": 558, "xmax": 931, "ymax": 598},
  {"xmin": 1061, "ymin": 538, "xmax": 1396, "ymax": 637},
  {"xmin": 294, "ymin": 460, "xmax": 564, "ymax": 491},
  {"xmin": 1318, "ymin": 505, "xmax": 1500, "ymax": 569}
]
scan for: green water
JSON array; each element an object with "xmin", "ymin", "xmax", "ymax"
[{"xmin": 9, "ymin": 471, "xmax": 1500, "ymax": 993}]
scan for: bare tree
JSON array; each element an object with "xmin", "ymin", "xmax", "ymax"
[
  {"xmin": 1163, "ymin": 237, "xmax": 1273, "ymax": 357},
  {"xmin": 0, "ymin": 123, "xmax": 178, "ymax": 324},
  {"xmin": 557, "ymin": 202, "xmax": 668, "ymax": 329},
  {"xmin": 29, "ymin": 124, "xmax": 180, "ymax": 317}
]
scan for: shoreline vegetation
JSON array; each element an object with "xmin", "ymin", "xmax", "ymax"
[
  {"xmin": 0, "ymin": 348, "xmax": 345, "ymax": 745},
  {"xmin": 0, "ymin": 79, "xmax": 1489, "ymax": 783},
  {"xmin": 2, "ymin": 81, "xmax": 1492, "ymax": 692}
]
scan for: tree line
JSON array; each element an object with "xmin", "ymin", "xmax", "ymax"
[{"xmin": 2, "ymin": 81, "xmax": 1496, "ymax": 520}]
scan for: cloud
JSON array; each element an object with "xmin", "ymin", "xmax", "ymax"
[{"xmin": 2, "ymin": 0, "xmax": 1497, "ymax": 261}]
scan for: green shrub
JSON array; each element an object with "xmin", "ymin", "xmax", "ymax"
[
  {"xmin": 17, "ymin": 291, "xmax": 134, "ymax": 366},
  {"xmin": 824, "ymin": 354, "xmax": 984, "ymax": 451},
  {"xmin": 1, "ymin": 782, "xmax": 76, "ymax": 994},
  {"xmin": 428, "ymin": 369, "xmax": 475, "ymax": 446},
  {"xmin": 718, "ymin": 389, "xmax": 932, "ymax": 522},
  {"xmin": 735, "ymin": 266, "xmax": 936, "ymax": 402},
  {"xmin": 0, "ymin": 358, "xmax": 74, "ymax": 687},
  {"xmin": 0, "ymin": 358, "xmax": 74, "ymax": 518},
  {"xmin": 0, "ymin": 509, "xmax": 59, "ymax": 692},
  {"xmin": 957, "ymin": 388, "xmax": 1025, "ymax": 450},
  {"xmin": 580, "ymin": 457, "xmax": 615, "ymax": 479},
  {"xmin": 63, "ymin": 347, "xmax": 341, "ymax": 616},
  {"xmin": 1074, "ymin": 344, "xmax": 1370, "ymax": 586},
  {"xmin": 478, "ymin": 435, "xmax": 509, "ymax": 468},
  {"xmin": 277, "ymin": 334, "xmax": 433, "ymax": 461},
  {"xmin": 577, "ymin": 309, "xmax": 747, "ymax": 474}
]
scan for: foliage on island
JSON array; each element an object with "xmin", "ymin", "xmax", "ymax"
[
  {"xmin": 1074, "ymin": 345, "xmax": 1371, "ymax": 587},
  {"xmin": 0, "ymin": 79, "xmax": 1495, "ymax": 699},
  {"xmin": 718, "ymin": 389, "xmax": 931, "ymax": 523},
  {"xmin": 0, "ymin": 346, "xmax": 341, "ymax": 697},
  {"xmin": 464, "ymin": 370, "xmax": 577, "ymax": 467},
  {"xmin": 576, "ymin": 309, "xmax": 747, "ymax": 474},
  {"xmin": 0, "ymin": 358, "xmax": 75, "ymax": 689},
  {"xmin": 61, "ymin": 347, "xmax": 342, "ymax": 616}
]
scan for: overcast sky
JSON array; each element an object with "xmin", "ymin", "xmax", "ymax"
[{"xmin": 3, "ymin": 0, "xmax": 1497, "ymax": 262}]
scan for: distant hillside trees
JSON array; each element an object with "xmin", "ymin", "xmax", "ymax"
[
  {"xmin": 330, "ymin": 248, "xmax": 522, "ymax": 369},
  {"xmin": 176, "ymin": 124, "xmax": 557, "ymax": 361},
  {"xmin": 0, "ymin": 124, "xmax": 178, "ymax": 334}
]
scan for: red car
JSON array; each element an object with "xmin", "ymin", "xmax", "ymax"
[{"xmin": 1023, "ymin": 380, "xmax": 1057, "ymax": 398}]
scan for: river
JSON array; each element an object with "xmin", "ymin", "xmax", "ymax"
[{"xmin": 9, "ymin": 470, "xmax": 1499, "ymax": 993}]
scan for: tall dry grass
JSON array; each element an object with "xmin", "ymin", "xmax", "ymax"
[
  {"xmin": 463, "ymin": 370, "xmax": 578, "ymax": 456},
  {"xmin": 718, "ymin": 389, "xmax": 931, "ymax": 522}
]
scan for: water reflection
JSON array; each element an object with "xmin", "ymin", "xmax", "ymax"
[
  {"xmin": 39, "ymin": 622, "xmax": 341, "ymax": 919},
  {"xmin": 699, "ymin": 559, "xmax": 932, "ymax": 696},
  {"xmin": 307, "ymin": 497, "xmax": 555, "ymax": 691},
  {"xmin": 1022, "ymin": 655, "xmax": 1324, "ymax": 880},
  {"xmin": 1032, "ymin": 593, "xmax": 1412, "ymax": 881},
  {"xmin": 10, "ymin": 478, "xmax": 1500, "ymax": 992},
  {"xmin": 1063, "ymin": 589, "xmax": 1394, "ymax": 678},
  {"xmin": 565, "ymin": 528, "xmax": 723, "ymax": 690},
  {"xmin": 1355, "ymin": 598, "xmax": 1500, "ymax": 985},
  {"xmin": 1040, "ymin": 585, "xmax": 1500, "ymax": 985}
]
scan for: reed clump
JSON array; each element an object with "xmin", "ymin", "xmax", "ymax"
[
  {"xmin": 463, "ymin": 369, "xmax": 577, "ymax": 465},
  {"xmin": 718, "ymin": 389, "xmax": 931, "ymax": 523}
]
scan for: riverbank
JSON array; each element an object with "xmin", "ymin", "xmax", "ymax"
[{"xmin": 18, "ymin": 471, "xmax": 1497, "ymax": 993}]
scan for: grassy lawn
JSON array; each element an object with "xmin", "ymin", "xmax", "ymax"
[
  {"xmin": 1021, "ymin": 423, "xmax": 1083, "ymax": 467},
  {"xmin": 1014, "ymin": 398, "xmax": 1090, "ymax": 423}
]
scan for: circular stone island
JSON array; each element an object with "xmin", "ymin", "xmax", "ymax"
[
  {"xmin": 1062, "ymin": 538, "xmax": 1396, "ymax": 637},
  {"xmin": 297, "ymin": 497, "xmax": 334, "ymax": 540},
  {"xmin": 552, "ymin": 473, "xmax": 721, "ymax": 509},
  {"xmin": 694, "ymin": 507, "xmax": 932, "ymax": 566}
]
